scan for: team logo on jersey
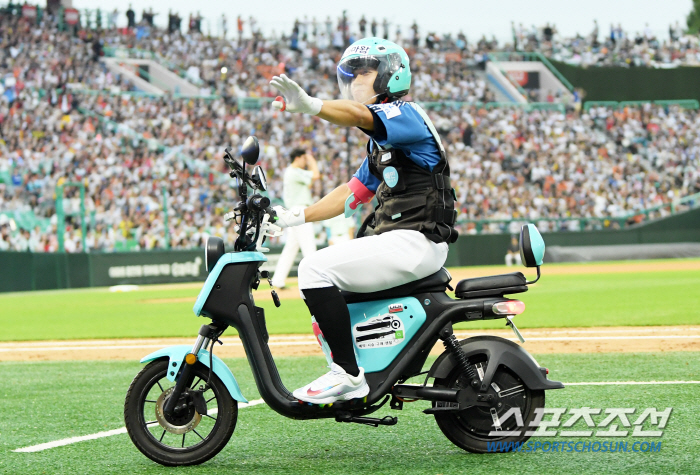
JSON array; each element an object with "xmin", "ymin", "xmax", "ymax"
[
  {"xmin": 369, "ymin": 103, "xmax": 401, "ymax": 119},
  {"xmin": 383, "ymin": 166, "xmax": 399, "ymax": 188}
]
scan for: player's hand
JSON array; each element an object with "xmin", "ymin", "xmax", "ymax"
[
  {"xmin": 270, "ymin": 74, "xmax": 323, "ymax": 115},
  {"xmin": 272, "ymin": 206, "xmax": 306, "ymax": 228}
]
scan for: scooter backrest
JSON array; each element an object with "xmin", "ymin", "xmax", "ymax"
[{"xmin": 519, "ymin": 224, "xmax": 545, "ymax": 267}]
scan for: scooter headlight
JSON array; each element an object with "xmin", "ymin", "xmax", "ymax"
[{"xmin": 205, "ymin": 237, "xmax": 225, "ymax": 273}]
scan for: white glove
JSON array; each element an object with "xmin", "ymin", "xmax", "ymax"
[
  {"xmin": 269, "ymin": 74, "xmax": 323, "ymax": 115},
  {"xmin": 255, "ymin": 214, "xmax": 283, "ymax": 252},
  {"xmin": 272, "ymin": 206, "xmax": 306, "ymax": 228}
]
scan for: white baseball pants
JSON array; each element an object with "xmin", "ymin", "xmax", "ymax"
[{"xmin": 297, "ymin": 229, "xmax": 449, "ymax": 295}]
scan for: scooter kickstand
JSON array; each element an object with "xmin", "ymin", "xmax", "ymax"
[{"xmin": 335, "ymin": 411, "xmax": 398, "ymax": 427}]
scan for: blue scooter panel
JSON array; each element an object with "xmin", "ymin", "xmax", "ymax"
[
  {"xmin": 140, "ymin": 345, "xmax": 248, "ymax": 403},
  {"xmin": 193, "ymin": 251, "xmax": 267, "ymax": 317},
  {"xmin": 349, "ymin": 297, "xmax": 426, "ymax": 373}
]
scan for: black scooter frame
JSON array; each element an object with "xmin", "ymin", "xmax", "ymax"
[{"xmin": 198, "ymin": 259, "xmax": 560, "ymax": 420}]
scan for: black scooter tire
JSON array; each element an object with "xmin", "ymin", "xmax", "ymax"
[
  {"xmin": 124, "ymin": 359, "xmax": 238, "ymax": 466},
  {"xmin": 433, "ymin": 364, "xmax": 545, "ymax": 454}
]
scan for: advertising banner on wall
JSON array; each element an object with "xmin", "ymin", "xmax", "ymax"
[
  {"xmin": 89, "ymin": 251, "xmax": 207, "ymax": 286},
  {"xmin": 507, "ymin": 71, "xmax": 540, "ymax": 90}
]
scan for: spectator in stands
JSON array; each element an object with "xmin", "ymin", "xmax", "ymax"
[
  {"xmin": 126, "ymin": 4, "xmax": 135, "ymax": 28},
  {"xmin": 1, "ymin": 10, "xmax": 699, "ymax": 253}
]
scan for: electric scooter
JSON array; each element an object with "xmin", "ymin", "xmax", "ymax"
[{"xmin": 123, "ymin": 136, "xmax": 564, "ymax": 466}]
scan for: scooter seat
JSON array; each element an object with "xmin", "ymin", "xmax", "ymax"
[
  {"xmin": 455, "ymin": 272, "xmax": 527, "ymax": 299},
  {"xmin": 341, "ymin": 268, "xmax": 452, "ymax": 304}
]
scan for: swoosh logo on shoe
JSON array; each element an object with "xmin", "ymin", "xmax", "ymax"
[{"xmin": 307, "ymin": 383, "xmax": 340, "ymax": 396}]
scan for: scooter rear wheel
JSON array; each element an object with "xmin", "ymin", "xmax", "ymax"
[
  {"xmin": 124, "ymin": 359, "xmax": 238, "ymax": 466},
  {"xmin": 432, "ymin": 355, "xmax": 545, "ymax": 453}
]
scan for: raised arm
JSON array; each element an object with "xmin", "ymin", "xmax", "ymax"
[
  {"xmin": 316, "ymin": 100, "xmax": 374, "ymax": 131},
  {"xmin": 270, "ymin": 75, "xmax": 374, "ymax": 130}
]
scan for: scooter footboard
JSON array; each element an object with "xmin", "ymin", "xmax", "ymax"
[
  {"xmin": 140, "ymin": 345, "xmax": 248, "ymax": 403},
  {"xmin": 427, "ymin": 335, "xmax": 563, "ymax": 391}
]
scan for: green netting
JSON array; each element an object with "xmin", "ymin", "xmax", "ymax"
[
  {"xmin": 618, "ymin": 101, "xmax": 652, "ymax": 108},
  {"xmin": 583, "ymin": 101, "xmax": 619, "ymax": 111},
  {"xmin": 238, "ymin": 97, "xmax": 275, "ymax": 110},
  {"xmin": 584, "ymin": 100, "xmax": 700, "ymax": 111},
  {"xmin": 528, "ymin": 103, "xmax": 566, "ymax": 112},
  {"xmin": 0, "ymin": 211, "xmax": 51, "ymax": 232},
  {"xmin": 654, "ymin": 99, "xmax": 700, "ymax": 109}
]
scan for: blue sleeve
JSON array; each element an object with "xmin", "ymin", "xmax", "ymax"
[
  {"xmin": 352, "ymin": 157, "xmax": 382, "ymax": 193},
  {"xmin": 365, "ymin": 102, "xmax": 441, "ymax": 172}
]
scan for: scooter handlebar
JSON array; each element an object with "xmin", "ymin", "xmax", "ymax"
[{"xmin": 247, "ymin": 194, "xmax": 270, "ymax": 212}]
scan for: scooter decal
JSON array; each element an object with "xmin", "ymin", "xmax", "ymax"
[
  {"xmin": 356, "ymin": 330, "xmax": 395, "ymax": 342},
  {"xmin": 353, "ymin": 314, "xmax": 405, "ymax": 349},
  {"xmin": 388, "ymin": 303, "xmax": 403, "ymax": 313},
  {"xmin": 355, "ymin": 318, "xmax": 392, "ymax": 333}
]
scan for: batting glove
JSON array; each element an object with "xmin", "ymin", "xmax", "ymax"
[
  {"xmin": 272, "ymin": 206, "xmax": 306, "ymax": 228},
  {"xmin": 270, "ymin": 74, "xmax": 323, "ymax": 115}
]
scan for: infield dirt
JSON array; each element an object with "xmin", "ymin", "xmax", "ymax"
[{"xmin": 2, "ymin": 325, "xmax": 699, "ymax": 362}]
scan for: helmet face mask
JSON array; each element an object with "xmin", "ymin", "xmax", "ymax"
[
  {"xmin": 337, "ymin": 38, "xmax": 411, "ymax": 104},
  {"xmin": 337, "ymin": 56, "xmax": 382, "ymax": 104}
]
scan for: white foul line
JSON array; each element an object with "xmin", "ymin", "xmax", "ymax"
[
  {"xmin": 12, "ymin": 399, "xmax": 266, "ymax": 453},
  {"xmin": 565, "ymin": 380, "xmax": 700, "ymax": 386},
  {"xmin": 13, "ymin": 378, "xmax": 700, "ymax": 453}
]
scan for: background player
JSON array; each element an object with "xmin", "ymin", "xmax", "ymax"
[{"xmin": 270, "ymin": 149, "xmax": 320, "ymax": 289}]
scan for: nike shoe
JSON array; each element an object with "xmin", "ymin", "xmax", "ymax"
[{"xmin": 292, "ymin": 363, "xmax": 370, "ymax": 404}]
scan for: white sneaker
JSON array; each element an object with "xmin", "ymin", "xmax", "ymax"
[{"xmin": 292, "ymin": 363, "xmax": 370, "ymax": 404}]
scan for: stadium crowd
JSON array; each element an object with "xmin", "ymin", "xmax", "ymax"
[{"xmin": 1, "ymin": 9, "xmax": 699, "ymax": 252}]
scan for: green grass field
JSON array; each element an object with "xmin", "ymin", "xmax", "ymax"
[
  {"xmin": 1, "ymin": 352, "xmax": 698, "ymax": 475},
  {"xmin": 2, "ymin": 259, "xmax": 699, "ymax": 474},
  {"xmin": 2, "ymin": 260, "xmax": 700, "ymax": 341}
]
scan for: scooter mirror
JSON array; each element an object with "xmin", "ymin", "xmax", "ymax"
[
  {"xmin": 240, "ymin": 136, "xmax": 260, "ymax": 165},
  {"xmin": 519, "ymin": 223, "xmax": 545, "ymax": 267},
  {"xmin": 251, "ymin": 166, "xmax": 267, "ymax": 191}
]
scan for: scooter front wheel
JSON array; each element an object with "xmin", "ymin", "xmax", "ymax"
[
  {"xmin": 124, "ymin": 359, "xmax": 238, "ymax": 466},
  {"xmin": 432, "ymin": 355, "xmax": 545, "ymax": 453}
]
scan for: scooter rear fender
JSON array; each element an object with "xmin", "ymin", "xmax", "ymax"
[
  {"xmin": 141, "ymin": 345, "xmax": 248, "ymax": 403},
  {"xmin": 428, "ymin": 335, "xmax": 564, "ymax": 391}
]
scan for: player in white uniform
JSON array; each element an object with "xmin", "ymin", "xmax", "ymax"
[{"xmin": 270, "ymin": 149, "xmax": 319, "ymax": 288}]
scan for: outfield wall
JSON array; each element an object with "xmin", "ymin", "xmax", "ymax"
[
  {"xmin": 453, "ymin": 207, "xmax": 700, "ymax": 266},
  {"xmin": 550, "ymin": 60, "xmax": 700, "ymax": 102},
  {"xmin": 2, "ymin": 208, "xmax": 699, "ymax": 292}
]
